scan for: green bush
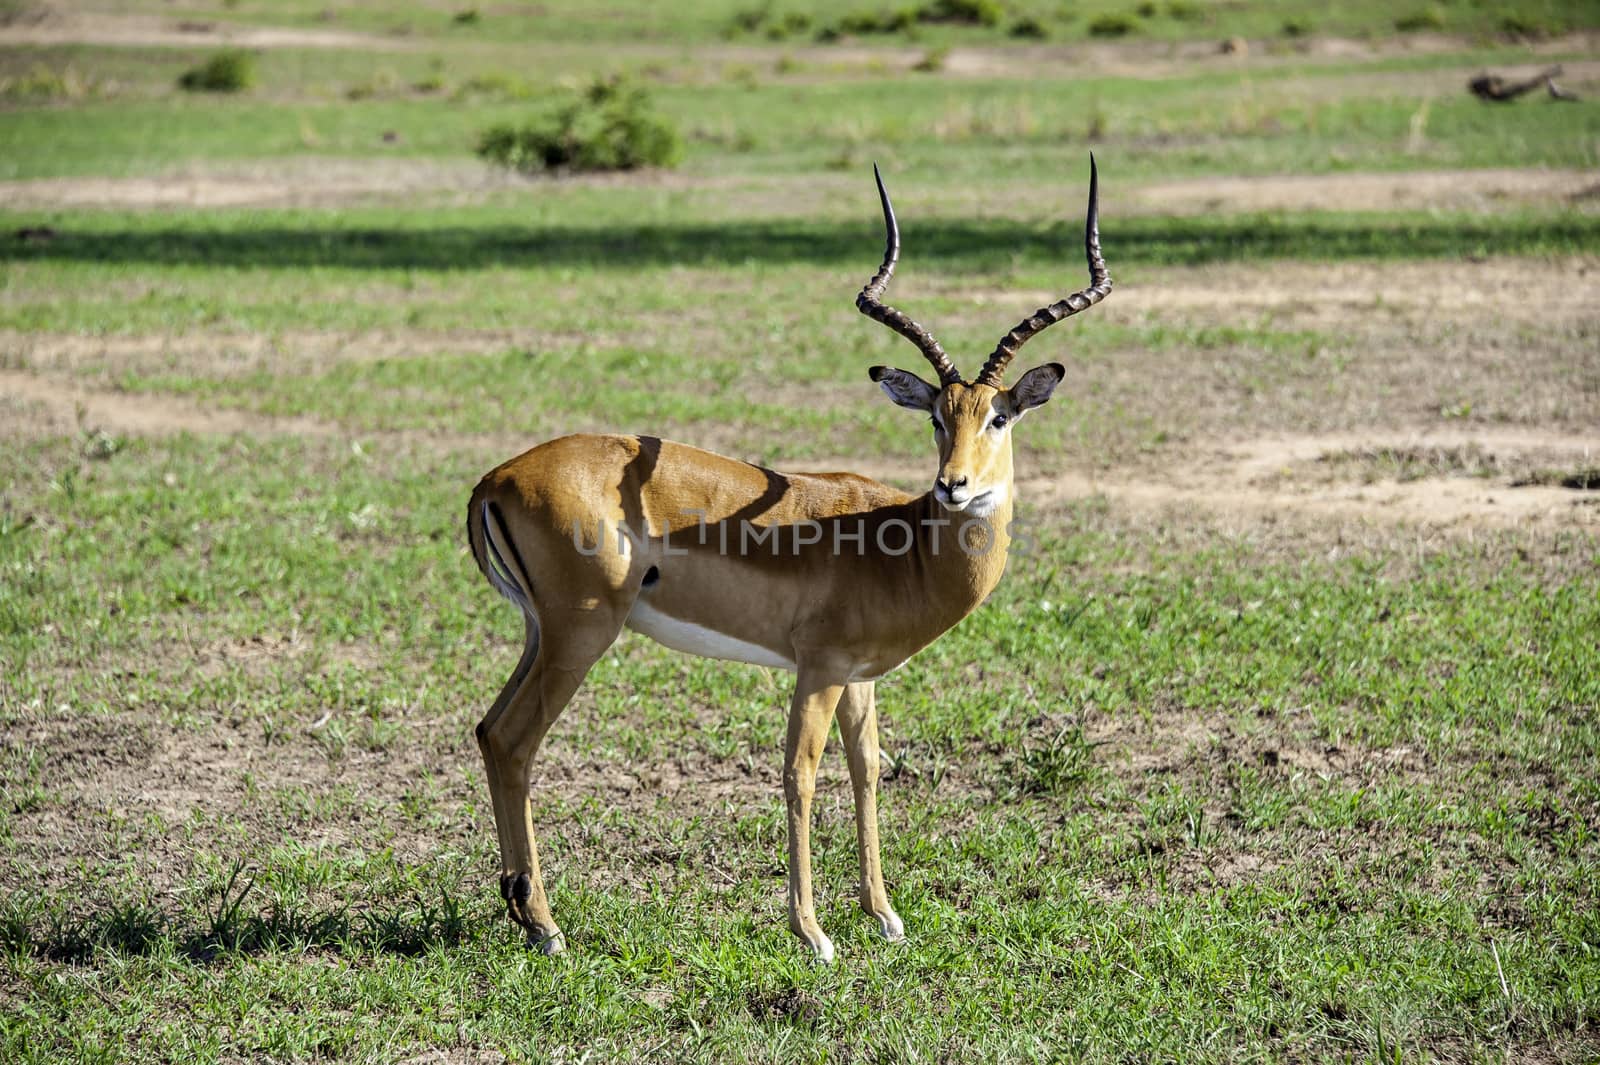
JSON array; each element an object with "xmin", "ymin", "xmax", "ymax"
[
  {"xmin": 832, "ymin": 7, "xmax": 916, "ymax": 34},
  {"xmin": 1165, "ymin": 1, "xmax": 1204, "ymax": 21},
  {"xmin": 1009, "ymin": 15, "xmax": 1049, "ymax": 38},
  {"xmin": 1087, "ymin": 12, "xmax": 1138, "ymax": 37},
  {"xmin": 1394, "ymin": 8, "xmax": 1444, "ymax": 32},
  {"xmin": 177, "ymin": 50, "xmax": 255, "ymax": 93},
  {"xmin": 918, "ymin": 0, "xmax": 1002, "ymax": 26},
  {"xmin": 476, "ymin": 79, "xmax": 682, "ymax": 174},
  {"xmin": 1281, "ymin": 17, "xmax": 1312, "ymax": 36},
  {"xmin": 1498, "ymin": 11, "xmax": 1560, "ymax": 38}
]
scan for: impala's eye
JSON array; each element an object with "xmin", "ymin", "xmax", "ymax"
[{"xmin": 990, "ymin": 414, "xmax": 1009, "ymax": 431}]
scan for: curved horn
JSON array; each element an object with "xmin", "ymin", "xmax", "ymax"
[
  {"xmin": 856, "ymin": 164, "xmax": 963, "ymax": 387},
  {"xmin": 975, "ymin": 155, "xmax": 1112, "ymax": 389}
]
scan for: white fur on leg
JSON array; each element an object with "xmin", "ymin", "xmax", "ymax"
[
  {"xmin": 527, "ymin": 929, "xmax": 566, "ymax": 955},
  {"xmin": 876, "ymin": 910, "xmax": 905, "ymax": 942}
]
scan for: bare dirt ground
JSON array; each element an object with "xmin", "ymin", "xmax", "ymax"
[
  {"xmin": 0, "ymin": 159, "xmax": 523, "ymax": 211},
  {"xmin": 0, "ymin": 8, "xmax": 422, "ymax": 51},
  {"xmin": 1128, "ymin": 168, "xmax": 1598, "ymax": 216},
  {"xmin": 4, "ymin": 251, "xmax": 1597, "ymax": 532},
  {"xmin": 5, "ymin": 362, "xmax": 1595, "ymax": 531},
  {"xmin": 4, "ymin": 7, "xmax": 1593, "ymax": 82},
  {"xmin": 3, "ymin": 161, "xmax": 1593, "ymax": 214}
]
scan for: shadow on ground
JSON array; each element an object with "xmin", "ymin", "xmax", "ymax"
[{"xmin": 5, "ymin": 214, "xmax": 1595, "ymax": 271}]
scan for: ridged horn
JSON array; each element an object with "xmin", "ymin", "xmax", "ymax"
[
  {"xmin": 974, "ymin": 154, "xmax": 1112, "ymax": 389},
  {"xmin": 856, "ymin": 164, "xmax": 963, "ymax": 387}
]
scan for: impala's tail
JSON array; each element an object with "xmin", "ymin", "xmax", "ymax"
[{"xmin": 467, "ymin": 486, "xmax": 536, "ymax": 620}]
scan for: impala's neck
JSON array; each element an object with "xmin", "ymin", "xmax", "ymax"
[{"xmin": 907, "ymin": 479, "xmax": 1015, "ymax": 621}]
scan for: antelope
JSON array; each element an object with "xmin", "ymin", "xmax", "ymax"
[{"xmin": 466, "ymin": 158, "xmax": 1111, "ymax": 961}]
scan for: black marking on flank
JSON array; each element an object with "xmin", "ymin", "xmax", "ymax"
[
  {"xmin": 487, "ymin": 500, "xmax": 535, "ymax": 598},
  {"xmin": 642, "ymin": 565, "xmax": 660, "ymax": 587}
]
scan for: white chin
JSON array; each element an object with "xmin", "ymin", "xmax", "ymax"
[{"xmin": 937, "ymin": 489, "xmax": 1001, "ymax": 515}]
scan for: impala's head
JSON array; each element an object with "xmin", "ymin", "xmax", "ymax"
[{"xmin": 857, "ymin": 158, "xmax": 1111, "ymax": 517}]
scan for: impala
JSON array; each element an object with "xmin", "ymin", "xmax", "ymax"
[{"xmin": 466, "ymin": 158, "xmax": 1111, "ymax": 961}]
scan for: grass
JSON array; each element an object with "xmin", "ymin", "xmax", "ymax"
[
  {"xmin": 2, "ymin": 1, "xmax": 1598, "ymax": 1061},
  {"xmin": 58, "ymin": 0, "xmax": 1600, "ymax": 44},
  {"xmin": 2, "ymin": 434, "xmax": 1597, "ymax": 1061}
]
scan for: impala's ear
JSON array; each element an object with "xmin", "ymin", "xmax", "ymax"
[
  {"xmin": 868, "ymin": 366, "xmax": 940, "ymax": 413},
  {"xmin": 1008, "ymin": 363, "xmax": 1066, "ymax": 412}
]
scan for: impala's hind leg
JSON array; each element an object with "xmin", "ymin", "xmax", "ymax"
[
  {"xmin": 477, "ymin": 614, "xmax": 539, "ymax": 895},
  {"xmin": 480, "ymin": 606, "xmax": 625, "ymax": 953}
]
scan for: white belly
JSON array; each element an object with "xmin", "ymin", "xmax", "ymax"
[{"xmin": 626, "ymin": 599, "xmax": 796, "ymax": 671}]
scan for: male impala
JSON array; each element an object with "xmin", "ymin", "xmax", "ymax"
[{"xmin": 467, "ymin": 158, "xmax": 1111, "ymax": 961}]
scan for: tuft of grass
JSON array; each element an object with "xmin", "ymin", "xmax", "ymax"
[
  {"xmin": 176, "ymin": 50, "xmax": 256, "ymax": 94},
  {"xmin": 1009, "ymin": 15, "xmax": 1050, "ymax": 39},
  {"xmin": 1087, "ymin": 12, "xmax": 1139, "ymax": 37},
  {"xmin": 1497, "ymin": 10, "xmax": 1563, "ymax": 38},
  {"xmin": 1394, "ymin": 7, "xmax": 1445, "ymax": 33},
  {"xmin": 912, "ymin": 46, "xmax": 950, "ymax": 72},
  {"xmin": 476, "ymin": 78, "xmax": 682, "ymax": 174},
  {"xmin": 1015, "ymin": 725, "xmax": 1099, "ymax": 796},
  {"xmin": 918, "ymin": 0, "xmax": 1003, "ymax": 26},
  {"xmin": 1, "ymin": 63, "xmax": 102, "ymax": 102}
]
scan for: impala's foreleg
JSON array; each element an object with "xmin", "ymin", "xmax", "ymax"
[
  {"xmin": 784, "ymin": 668, "xmax": 847, "ymax": 963},
  {"xmin": 836, "ymin": 681, "xmax": 904, "ymax": 942}
]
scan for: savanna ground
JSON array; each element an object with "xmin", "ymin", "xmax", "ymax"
[{"xmin": 1, "ymin": 0, "xmax": 1598, "ymax": 1061}]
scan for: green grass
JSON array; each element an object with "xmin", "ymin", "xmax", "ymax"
[
  {"xmin": 3, "ymin": 50, "xmax": 1598, "ymax": 181},
  {"xmin": 56, "ymin": 0, "xmax": 1600, "ymax": 44},
  {"xmin": 2, "ymin": 2, "xmax": 1598, "ymax": 1060},
  {"xmin": 1, "ymin": 435, "xmax": 1596, "ymax": 1061}
]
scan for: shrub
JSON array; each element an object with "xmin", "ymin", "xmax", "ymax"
[
  {"xmin": 1087, "ymin": 13, "xmax": 1137, "ymax": 37},
  {"xmin": 912, "ymin": 45, "xmax": 950, "ymax": 71},
  {"xmin": 476, "ymin": 79, "xmax": 682, "ymax": 174},
  {"xmin": 917, "ymin": 0, "xmax": 1002, "ymax": 26},
  {"xmin": 177, "ymin": 50, "xmax": 255, "ymax": 93},
  {"xmin": 1134, "ymin": 1, "xmax": 1157, "ymax": 17},
  {"xmin": 2, "ymin": 63, "xmax": 98, "ymax": 101},
  {"xmin": 1166, "ymin": 1, "xmax": 1203, "ymax": 21},
  {"xmin": 1394, "ymin": 8, "xmax": 1444, "ymax": 32},
  {"xmin": 1281, "ymin": 17, "xmax": 1312, "ymax": 37},
  {"xmin": 1010, "ymin": 15, "xmax": 1049, "ymax": 38},
  {"xmin": 729, "ymin": 4, "xmax": 772, "ymax": 33},
  {"xmin": 766, "ymin": 11, "xmax": 812, "ymax": 38},
  {"xmin": 1498, "ymin": 11, "xmax": 1559, "ymax": 38},
  {"xmin": 834, "ymin": 8, "xmax": 916, "ymax": 34}
]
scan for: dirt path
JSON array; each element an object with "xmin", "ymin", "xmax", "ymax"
[
  {"xmin": 0, "ymin": 10, "xmax": 420, "ymax": 50},
  {"xmin": 6, "ymin": 367, "xmax": 1593, "ymax": 530},
  {"xmin": 1127, "ymin": 168, "xmax": 1597, "ymax": 216},
  {"xmin": 4, "ymin": 160, "xmax": 1592, "ymax": 214},
  {"xmin": 0, "ymin": 367, "xmax": 336, "ymax": 439}
]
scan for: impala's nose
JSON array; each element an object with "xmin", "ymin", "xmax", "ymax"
[{"xmin": 935, "ymin": 474, "xmax": 969, "ymax": 504}]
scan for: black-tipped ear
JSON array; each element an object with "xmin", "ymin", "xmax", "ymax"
[
  {"xmin": 1009, "ymin": 363, "xmax": 1065, "ymax": 411},
  {"xmin": 869, "ymin": 366, "xmax": 940, "ymax": 413}
]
